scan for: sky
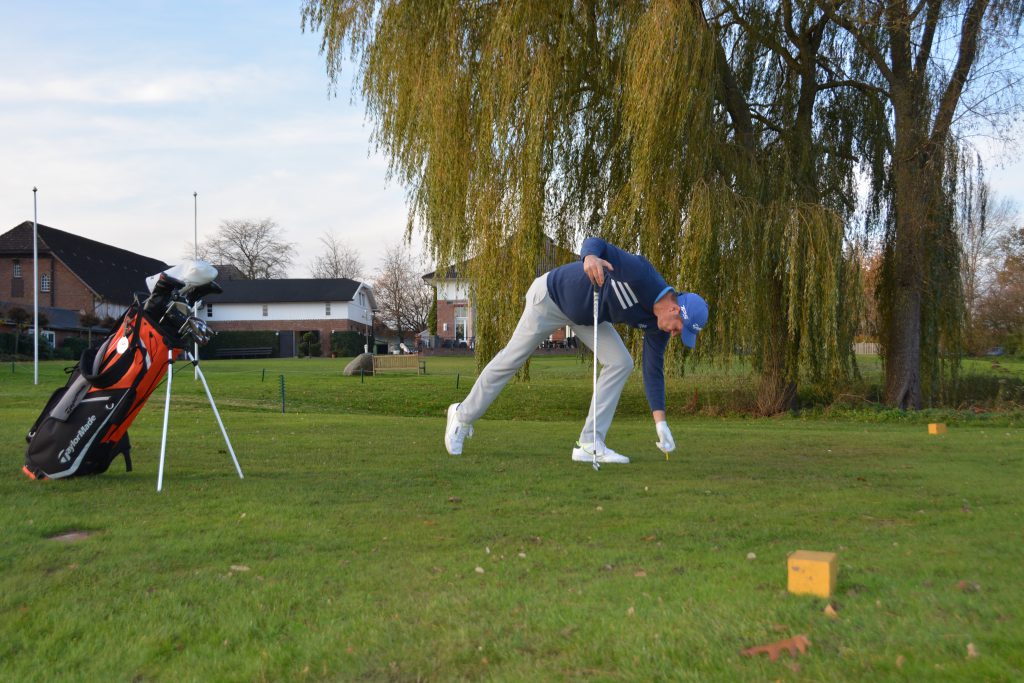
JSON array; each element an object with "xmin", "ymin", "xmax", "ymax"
[
  {"xmin": 1, "ymin": 2, "xmax": 1022, "ymax": 281},
  {"xmin": 0, "ymin": 1, "xmax": 414, "ymax": 278}
]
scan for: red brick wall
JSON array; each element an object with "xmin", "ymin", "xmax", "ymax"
[
  {"xmin": 436, "ymin": 299, "xmax": 474, "ymax": 341},
  {"xmin": 0, "ymin": 255, "xmax": 97, "ymax": 313}
]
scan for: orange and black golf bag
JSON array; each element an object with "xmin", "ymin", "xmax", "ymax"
[{"xmin": 23, "ymin": 272, "xmax": 220, "ymax": 480}]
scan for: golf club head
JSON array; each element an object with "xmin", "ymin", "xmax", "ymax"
[{"xmin": 179, "ymin": 315, "xmax": 216, "ymax": 346}]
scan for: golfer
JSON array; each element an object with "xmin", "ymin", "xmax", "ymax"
[{"xmin": 444, "ymin": 237, "xmax": 708, "ymax": 463}]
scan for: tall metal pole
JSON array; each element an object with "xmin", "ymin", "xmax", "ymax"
[
  {"xmin": 32, "ymin": 187, "xmax": 39, "ymax": 385},
  {"xmin": 193, "ymin": 191, "xmax": 199, "ymax": 379}
]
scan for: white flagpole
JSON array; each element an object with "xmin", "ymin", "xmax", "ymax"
[
  {"xmin": 193, "ymin": 191, "xmax": 199, "ymax": 379},
  {"xmin": 32, "ymin": 187, "xmax": 39, "ymax": 385}
]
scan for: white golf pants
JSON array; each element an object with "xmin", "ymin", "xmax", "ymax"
[{"xmin": 457, "ymin": 274, "xmax": 634, "ymax": 445}]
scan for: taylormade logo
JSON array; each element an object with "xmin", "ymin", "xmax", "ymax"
[{"xmin": 57, "ymin": 415, "xmax": 96, "ymax": 464}]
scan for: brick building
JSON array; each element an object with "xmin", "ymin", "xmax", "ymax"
[
  {"xmin": 206, "ymin": 278, "xmax": 377, "ymax": 357},
  {"xmin": 0, "ymin": 221, "xmax": 168, "ymax": 347},
  {"xmin": 422, "ymin": 237, "xmax": 578, "ymax": 349}
]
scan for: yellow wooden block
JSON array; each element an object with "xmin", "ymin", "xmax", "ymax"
[
  {"xmin": 928, "ymin": 423, "xmax": 947, "ymax": 435},
  {"xmin": 787, "ymin": 550, "xmax": 837, "ymax": 598}
]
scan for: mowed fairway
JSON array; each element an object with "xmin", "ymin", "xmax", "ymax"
[{"xmin": 1, "ymin": 357, "xmax": 1021, "ymax": 682}]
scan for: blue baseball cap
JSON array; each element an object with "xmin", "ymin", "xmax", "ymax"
[{"xmin": 677, "ymin": 292, "xmax": 708, "ymax": 348}]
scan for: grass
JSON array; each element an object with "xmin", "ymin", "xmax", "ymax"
[{"xmin": 1, "ymin": 357, "xmax": 1022, "ymax": 681}]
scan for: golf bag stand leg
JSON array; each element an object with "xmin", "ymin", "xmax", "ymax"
[
  {"xmin": 188, "ymin": 351, "xmax": 244, "ymax": 481},
  {"xmin": 157, "ymin": 348, "xmax": 174, "ymax": 491}
]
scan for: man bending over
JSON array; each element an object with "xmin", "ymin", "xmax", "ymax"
[{"xmin": 443, "ymin": 237, "xmax": 708, "ymax": 464}]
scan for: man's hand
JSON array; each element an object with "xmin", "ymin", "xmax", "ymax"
[
  {"xmin": 583, "ymin": 254, "xmax": 614, "ymax": 286},
  {"xmin": 655, "ymin": 421, "xmax": 675, "ymax": 453}
]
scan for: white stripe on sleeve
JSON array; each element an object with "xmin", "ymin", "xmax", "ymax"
[{"xmin": 609, "ymin": 280, "xmax": 628, "ymax": 308}]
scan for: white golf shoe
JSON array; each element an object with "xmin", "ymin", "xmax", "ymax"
[
  {"xmin": 444, "ymin": 403, "xmax": 473, "ymax": 455},
  {"xmin": 571, "ymin": 442, "xmax": 630, "ymax": 464}
]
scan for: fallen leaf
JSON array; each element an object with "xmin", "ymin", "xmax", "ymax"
[
  {"xmin": 627, "ymin": 606, "xmax": 635, "ymax": 616},
  {"xmin": 448, "ymin": 497, "xmax": 461, "ymax": 503},
  {"xmin": 230, "ymin": 565, "xmax": 250, "ymax": 572},
  {"xmin": 740, "ymin": 634, "xmax": 811, "ymax": 661},
  {"xmin": 634, "ymin": 569, "xmax": 647, "ymax": 578},
  {"xmin": 824, "ymin": 603, "xmax": 839, "ymax": 619},
  {"xmin": 896, "ymin": 655, "xmax": 906, "ymax": 669},
  {"xmin": 771, "ymin": 624, "xmax": 788, "ymax": 633},
  {"xmin": 747, "ymin": 552, "xmax": 757, "ymax": 561},
  {"xmin": 474, "ymin": 566, "xmax": 485, "ymax": 574},
  {"xmin": 955, "ymin": 580, "xmax": 981, "ymax": 593},
  {"xmin": 967, "ymin": 643, "xmax": 979, "ymax": 659},
  {"xmin": 641, "ymin": 535, "xmax": 657, "ymax": 542}
]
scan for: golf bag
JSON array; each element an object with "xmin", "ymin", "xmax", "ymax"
[{"xmin": 23, "ymin": 266, "xmax": 220, "ymax": 480}]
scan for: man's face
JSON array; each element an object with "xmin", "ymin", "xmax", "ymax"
[{"xmin": 653, "ymin": 293, "xmax": 683, "ymax": 336}]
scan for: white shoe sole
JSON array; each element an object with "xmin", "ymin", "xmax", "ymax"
[
  {"xmin": 571, "ymin": 447, "xmax": 629, "ymax": 464},
  {"xmin": 445, "ymin": 403, "xmax": 465, "ymax": 455}
]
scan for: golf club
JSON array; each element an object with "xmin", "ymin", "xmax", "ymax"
[{"xmin": 591, "ymin": 285, "xmax": 599, "ymax": 470}]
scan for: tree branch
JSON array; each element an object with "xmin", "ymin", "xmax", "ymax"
[
  {"xmin": 915, "ymin": 0, "xmax": 944, "ymax": 75},
  {"xmin": 820, "ymin": 78, "xmax": 891, "ymax": 98},
  {"xmin": 931, "ymin": 0, "xmax": 990, "ymax": 145},
  {"xmin": 819, "ymin": 1, "xmax": 894, "ymax": 85}
]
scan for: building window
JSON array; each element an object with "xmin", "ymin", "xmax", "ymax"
[
  {"xmin": 12, "ymin": 260, "xmax": 21, "ymax": 278},
  {"xmin": 206, "ymin": 303, "xmax": 214, "ymax": 318},
  {"xmin": 40, "ymin": 273, "xmax": 51, "ymax": 292},
  {"xmin": 262, "ymin": 304, "xmax": 269, "ymax": 317},
  {"xmin": 325, "ymin": 302, "xmax": 331, "ymax": 316},
  {"xmin": 359, "ymin": 292, "xmax": 366, "ymax": 307},
  {"xmin": 443, "ymin": 322, "xmax": 448, "ymax": 332}
]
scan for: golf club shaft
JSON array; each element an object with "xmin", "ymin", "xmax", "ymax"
[{"xmin": 592, "ymin": 286, "xmax": 599, "ymax": 470}]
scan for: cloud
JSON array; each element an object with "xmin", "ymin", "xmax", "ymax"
[{"xmin": 0, "ymin": 65, "xmax": 282, "ymax": 105}]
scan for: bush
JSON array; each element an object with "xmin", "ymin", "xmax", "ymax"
[
  {"xmin": 331, "ymin": 331, "xmax": 371, "ymax": 357},
  {"xmin": 59, "ymin": 336, "xmax": 89, "ymax": 361},
  {"xmin": 299, "ymin": 332, "xmax": 321, "ymax": 358}
]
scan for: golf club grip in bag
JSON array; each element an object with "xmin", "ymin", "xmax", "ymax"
[{"xmin": 23, "ymin": 303, "xmax": 180, "ymax": 480}]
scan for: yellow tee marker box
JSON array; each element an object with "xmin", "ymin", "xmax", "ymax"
[
  {"xmin": 928, "ymin": 423, "xmax": 947, "ymax": 435},
  {"xmin": 787, "ymin": 550, "xmax": 838, "ymax": 598}
]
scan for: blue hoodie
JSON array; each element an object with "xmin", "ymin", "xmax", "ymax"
[{"xmin": 547, "ymin": 237, "xmax": 674, "ymax": 412}]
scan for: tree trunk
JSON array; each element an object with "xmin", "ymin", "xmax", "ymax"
[{"xmin": 885, "ymin": 99, "xmax": 933, "ymax": 409}]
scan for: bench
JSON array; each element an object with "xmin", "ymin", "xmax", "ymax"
[
  {"xmin": 372, "ymin": 354, "xmax": 426, "ymax": 374},
  {"xmin": 215, "ymin": 347, "xmax": 274, "ymax": 359}
]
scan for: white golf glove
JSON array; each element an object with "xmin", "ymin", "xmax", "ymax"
[{"xmin": 655, "ymin": 421, "xmax": 675, "ymax": 453}]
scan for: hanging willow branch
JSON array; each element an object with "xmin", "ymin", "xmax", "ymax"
[{"xmin": 302, "ymin": 0, "xmax": 863, "ymax": 409}]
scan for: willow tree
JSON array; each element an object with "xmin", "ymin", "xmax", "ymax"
[
  {"xmin": 302, "ymin": 0, "xmax": 863, "ymax": 411},
  {"xmin": 821, "ymin": 0, "xmax": 1024, "ymax": 408}
]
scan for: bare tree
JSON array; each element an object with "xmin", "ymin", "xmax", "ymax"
[
  {"xmin": 956, "ymin": 153, "xmax": 1016, "ymax": 352},
  {"xmin": 195, "ymin": 218, "xmax": 296, "ymax": 279},
  {"xmin": 310, "ymin": 231, "xmax": 365, "ymax": 279},
  {"xmin": 977, "ymin": 226, "xmax": 1024, "ymax": 353},
  {"xmin": 372, "ymin": 243, "xmax": 432, "ymax": 346}
]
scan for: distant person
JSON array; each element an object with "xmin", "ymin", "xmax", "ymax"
[{"xmin": 444, "ymin": 237, "xmax": 708, "ymax": 464}]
